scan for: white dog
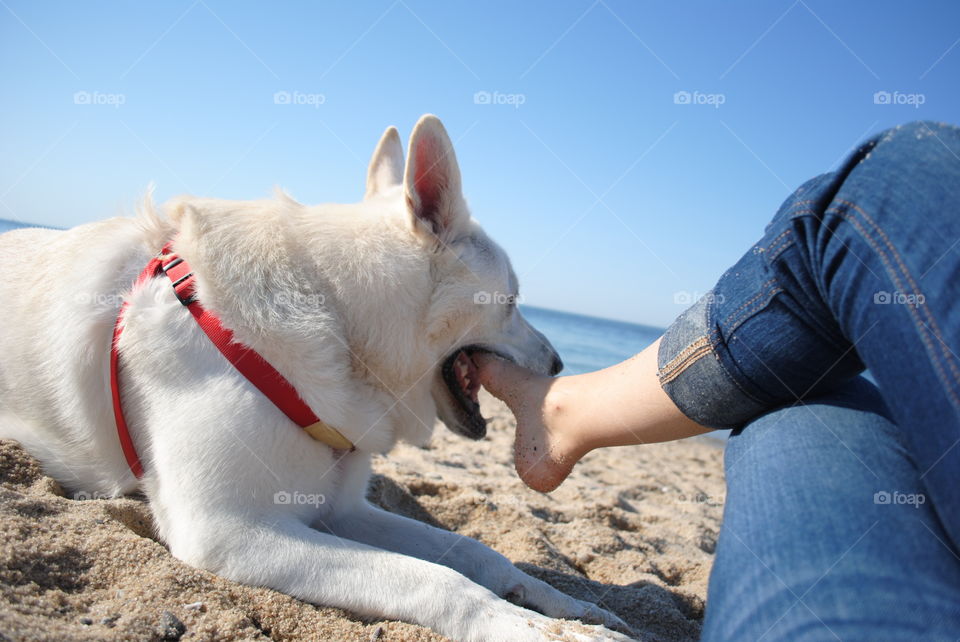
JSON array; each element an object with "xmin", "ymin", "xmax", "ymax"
[{"xmin": 0, "ymin": 116, "xmax": 632, "ymax": 641}]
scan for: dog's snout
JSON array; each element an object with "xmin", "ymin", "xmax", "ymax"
[
  {"xmin": 549, "ymin": 354, "xmax": 563, "ymax": 376},
  {"xmin": 528, "ymin": 323, "xmax": 564, "ymax": 376}
]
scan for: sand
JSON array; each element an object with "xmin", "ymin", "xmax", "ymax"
[{"xmin": 0, "ymin": 392, "xmax": 725, "ymax": 641}]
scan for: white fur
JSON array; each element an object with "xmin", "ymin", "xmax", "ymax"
[{"xmin": 0, "ymin": 116, "xmax": 630, "ymax": 641}]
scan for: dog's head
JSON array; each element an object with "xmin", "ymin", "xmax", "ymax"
[{"xmin": 365, "ymin": 115, "xmax": 562, "ymax": 440}]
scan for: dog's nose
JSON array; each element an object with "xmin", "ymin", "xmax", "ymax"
[{"xmin": 549, "ymin": 354, "xmax": 564, "ymax": 376}]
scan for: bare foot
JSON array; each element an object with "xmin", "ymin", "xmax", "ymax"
[{"xmin": 473, "ymin": 354, "xmax": 588, "ymax": 492}]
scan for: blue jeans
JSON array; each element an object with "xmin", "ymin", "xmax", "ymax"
[
  {"xmin": 704, "ymin": 379, "xmax": 960, "ymax": 639},
  {"xmin": 656, "ymin": 121, "xmax": 960, "ymax": 638}
]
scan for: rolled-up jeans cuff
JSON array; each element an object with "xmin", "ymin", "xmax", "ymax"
[{"xmin": 657, "ymin": 294, "xmax": 769, "ymax": 429}]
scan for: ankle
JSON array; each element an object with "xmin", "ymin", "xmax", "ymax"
[{"xmin": 542, "ymin": 379, "xmax": 589, "ymax": 460}]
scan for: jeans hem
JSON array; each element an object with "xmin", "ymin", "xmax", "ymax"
[{"xmin": 657, "ymin": 294, "xmax": 769, "ymax": 429}]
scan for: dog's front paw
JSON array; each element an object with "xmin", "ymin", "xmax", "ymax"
[
  {"xmin": 505, "ymin": 578, "xmax": 634, "ymax": 638},
  {"xmin": 569, "ymin": 599, "xmax": 634, "ymax": 638},
  {"xmin": 555, "ymin": 621, "xmax": 637, "ymax": 642},
  {"xmin": 475, "ymin": 608, "xmax": 634, "ymax": 642}
]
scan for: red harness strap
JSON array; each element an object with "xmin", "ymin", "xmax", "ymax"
[{"xmin": 110, "ymin": 243, "xmax": 353, "ymax": 479}]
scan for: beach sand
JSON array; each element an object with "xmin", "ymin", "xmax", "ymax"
[{"xmin": 0, "ymin": 392, "xmax": 725, "ymax": 641}]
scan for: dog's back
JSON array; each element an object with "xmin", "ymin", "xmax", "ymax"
[{"xmin": 0, "ymin": 220, "xmax": 153, "ymax": 494}]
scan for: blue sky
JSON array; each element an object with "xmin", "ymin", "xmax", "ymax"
[{"xmin": 2, "ymin": 1, "xmax": 958, "ymax": 326}]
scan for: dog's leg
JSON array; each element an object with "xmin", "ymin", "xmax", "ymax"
[
  {"xmin": 325, "ymin": 502, "xmax": 632, "ymax": 634},
  {"xmin": 170, "ymin": 517, "xmax": 628, "ymax": 642}
]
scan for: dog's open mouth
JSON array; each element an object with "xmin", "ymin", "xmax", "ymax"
[
  {"xmin": 448, "ymin": 350, "xmax": 482, "ymax": 408},
  {"xmin": 438, "ymin": 346, "xmax": 492, "ymax": 439}
]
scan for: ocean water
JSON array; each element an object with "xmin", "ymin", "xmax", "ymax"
[
  {"xmin": 521, "ymin": 305, "xmax": 663, "ymax": 376},
  {"xmin": 0, "ymin": 219, "xmax": 57, "ymax": 234},
  {"xmin": 0, "ymin": 219, "xmax": 28, "ymax": 234}
]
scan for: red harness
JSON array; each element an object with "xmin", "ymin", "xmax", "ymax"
[{"xmin": 110, "ymin": 243, "xmax": 354, "ymax": 479}]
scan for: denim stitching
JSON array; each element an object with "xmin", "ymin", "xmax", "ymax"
[
  {"xmin": 706, "ymin": 330, "xmax": 772, "ymax": 406},
  {"xmin": 835, "ymin": 210, "xmax": 956, "ymax": 403},
  {"xmin": 765, "ymin": 228, "xmax": 795, "ymax": 263},
  {"xmin": 660, "ymin": 331, "xmax": 771, "ymax": 408},
  {"xmin": 658, "ymin": 345, "xmax": 711, "ymax": 384},
  {"xmin": 722, "ymin": 279, "xmax": 778, "ymax": 329},
  {"xmin": 659, "ymin": 335, "xmax": 710, "ymax": 374},
  {"xmin": 765, "ymin": 228, "xmax": 792, "ymax": 252},
  {"xmin": 834, "ymin": 199, "xmax": 960, "ymax": 405},
  {"xmin": 783, "ymin": 199, "xmax": 815, "ymax": 215},
  {"xmin": 704, "ymin": 284, "xmax": 775, "ymax": 408},
  {"xmin": 837, "ymin": 198, "xmax": 959, "ymax": 376},
  {"xmin": 658, "ymin": 336, "xmax": 712, "ymax": 384},
  {"xmin": 723, "ymin": 279, "xmax": 783, "ymax": 334},
  {"xmin": 725, "ymin": 286, "xmax": 784, "ymax": 338},
  {"xmin": 708, "ymin": 283, "xmax": 786, "ymax": 405},
  {"xmin": 768, "ymin": 236, "xmax": 796, "ymax": 263},
  {"xmin": 660, "ymin": 300, "xmax": 770, "ymax": 410},
  {"xmin": 792, "ymin": 203, "xmax": 960, "ymax": 410}
]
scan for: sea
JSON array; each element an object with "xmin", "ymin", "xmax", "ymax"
[
  {"xmin": 521, "ymin": 305, "xmax": 662, "ymax": 376},
  {"xmin": 0, "ymin": 219, "xmax": 28, "ymax": 234}
]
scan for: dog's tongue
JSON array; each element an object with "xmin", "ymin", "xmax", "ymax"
[{"xmin": 454, "ymin": 351, "xmax": 481, "ymax": 403}]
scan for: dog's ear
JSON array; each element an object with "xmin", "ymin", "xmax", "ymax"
[
  {"xmin": 404, "ymin": 114, "xmax": 467, "ymax": 242},
  {"xmin": 365, "ymin": 126, "xmax": 404, "ymax": 199}
]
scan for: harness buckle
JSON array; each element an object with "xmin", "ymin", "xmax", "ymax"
[{"xmin": 160, "ymin": 254, "xmax": 198, "ymax": 306}]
